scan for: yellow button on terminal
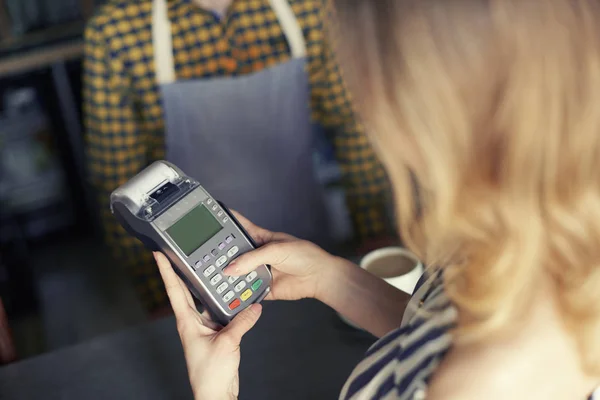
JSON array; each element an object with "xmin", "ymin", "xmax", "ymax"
[{"xmin": 241, "ymin": 289, "xmax": 253, "ymax": 302}]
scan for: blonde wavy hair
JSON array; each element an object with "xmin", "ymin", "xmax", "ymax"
[{"xmin": 332, "ymin": 0, "xmax": 600, "ymax": 374}]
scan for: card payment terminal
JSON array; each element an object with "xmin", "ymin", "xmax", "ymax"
[{"xmin": 110, "ymin": 160, "xmax": 272, "ymax": 325}]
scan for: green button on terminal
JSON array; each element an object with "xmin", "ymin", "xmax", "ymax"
[{"xmin": 251, "ymin": 279, "xmax": 263, "ymax": 291}]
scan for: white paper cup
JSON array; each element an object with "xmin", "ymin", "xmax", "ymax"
[
  {"xmin": 360, "ymin": 247, "xmax": 424, "ymax": 294},
  {"xmin": 339, "ymin": 247, "xmax": 424, "ymax": 329}
]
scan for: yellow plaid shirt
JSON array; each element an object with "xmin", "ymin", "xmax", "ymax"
[{"xmin": 83, "ymin": 0, "xmax": 390, "ymax": 312}]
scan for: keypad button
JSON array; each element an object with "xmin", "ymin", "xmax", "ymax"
[
  {"xmin": 234, "ymin": 281, "xmax": 246, "ymax": 292},
  {"xmin": 211, "ymin": 249, "xmax": 218, "ymax": 257},
  {"xmin": 194, "ymin": 261, "xmax": 202, "ymax": 270},
  {"xmin": 229, "ymin": 299, "xmax": 242, "ymax": 310},
  {"xmin": 216, "ymin": 282, "xmax": 228, "ymax": 294},
  {"xmin": 223, "ymin": 217, "xmax": 229, "ymax": 223},
  {"xmin": 227, "ymin": 246, "xmax": 239, "ymax": 258},
  {"xmin": 228, "ymin": 299, "xmax": 241, "ymax": 310},
  {"xmin": 241, "ymin": 289, "xmax": 253, "ymax": 302},
  {"xmin": 245, "ymin": 271, "xmax": 257, "ymax": 282},
  {"xmin": 228, "ymin": 276, "xmax": 240, "ymax": 284},
  {"xmin": 225, "ymin": 235, "xmax": 235, "ymax": 243},
  {"xmin": 216, "ymin": 256, "xmax": 228, "ymax": 267},
  {"xmin": 210, "ymin": 274, "xmax": 222, "ymax": 286},
  {"xmin": 251, "ymin": 279, "xmax": 263, "ymax": 292},
  {"xmin": 203, "ymin": 265, "xmax": 216, "ymax": 277},
  {"xmin": 218, "ymin": 242, "xmax": 226, "ymax": 250},
  {"xmin": 217, "ymin": 211, "xmax": 224, "ymax": 217},
  {"xmin": 203, "ymin": 255, "xmax": 211, "ymax": 263},
  {"xmin": 212, "ymin": 204, "xmax": 218, "ymax": 211},
  {"xmin": 222, "ymin": 291, "xmax": 234, "ymax": 302}
]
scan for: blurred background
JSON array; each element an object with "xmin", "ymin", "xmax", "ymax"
[
  {"xmin": 0, "ymin": 0, "xmax": 359, "ymax": 365},
  {"xmin": 0, "ymin": 0, "xmax": 148, "ymax": 364}
]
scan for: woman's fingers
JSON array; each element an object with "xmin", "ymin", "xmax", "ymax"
[
  {"xmin": 219, "ymin": 304, "xmax": 262, "ymax": 346},
  {"xmin": 229, "ymin": 210, "xmax": 295, "ymax": 245},
  {"xmin": 223, "ymin": 242, "xmax": 291, "ymax": 276},
  {"xmin": 154, "ymin": 252, "xmax": 194, "ymax": 320},
  {"xmin": 177, "ymin": 267, "xmax": 196, "ymax": 309}
]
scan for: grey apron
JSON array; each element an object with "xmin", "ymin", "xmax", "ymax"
[{"xmin": 152, "ymin": 0, "xmax": 329, "ymax": 243}]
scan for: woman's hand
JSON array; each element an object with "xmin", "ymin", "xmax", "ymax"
[
  {"xmin": 222, "ymin": 212, "xmax": 348, "ymax": 302},
  {"xmin": 224, "ymin": 212, "xmax": 411, "ymax": 338},
  {"xmin": 153, "ymin": 252, "xmax": 261, "ymax": 400}
]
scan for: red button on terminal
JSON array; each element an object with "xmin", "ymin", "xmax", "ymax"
[{"xmin": 228, "ymin": 299, "xmax": 241, "ymax": 310}]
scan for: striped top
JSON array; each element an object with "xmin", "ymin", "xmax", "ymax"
[{"xmin": 340, "ymin": 272, "xmax": 599, "ymax": 400}]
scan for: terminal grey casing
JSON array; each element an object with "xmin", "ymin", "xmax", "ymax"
[{"xmin": 110, "ymin": 161, "xmax": 271, "ymax": 325}]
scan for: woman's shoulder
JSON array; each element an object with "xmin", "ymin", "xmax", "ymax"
[{"xmin": 340, "ymin": 272, "xmax": 457, "ymax": 400}]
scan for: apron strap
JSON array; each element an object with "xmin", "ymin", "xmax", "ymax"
[
  {"xmin": 152, "ymin": 0, "xmax": 307, "ymax": 86},
  {"xmin": 268, "ymin": 0, "xmax": 307, "ymax": 59},
  {"xmin": 152, "ymin": 0, "xmax": 176, "ymax": 85}
]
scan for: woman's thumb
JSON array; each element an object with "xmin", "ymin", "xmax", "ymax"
[{"xmin": 219, "ymin": 304, "xmax": 262, "ymax": 345}]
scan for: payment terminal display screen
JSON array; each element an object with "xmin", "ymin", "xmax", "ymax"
[{"xmin": 167, "ymin": 204, "xmax": 223, "ymax": 256}]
